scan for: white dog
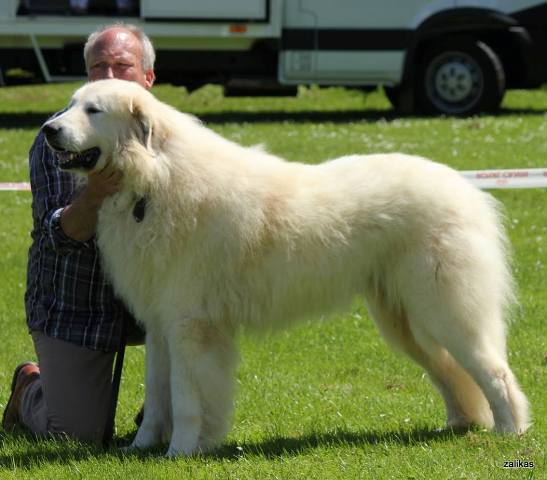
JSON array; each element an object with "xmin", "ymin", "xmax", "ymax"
[{"xmin": 42, "ymin": 79, "xmax": 530, "ymax": 457}]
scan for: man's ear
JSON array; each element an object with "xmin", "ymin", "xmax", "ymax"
[
  {"xmin": 144, "ymin": 69, "xmax": 155, "ymax": 89},
  {"xmin": 129, "ymin": 98, "xmax": 153, "ymax": 151}
]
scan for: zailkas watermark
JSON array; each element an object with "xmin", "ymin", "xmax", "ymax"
[{"xmin": 502, "ymin": 459, "xmax": 534, "ymax": 469}]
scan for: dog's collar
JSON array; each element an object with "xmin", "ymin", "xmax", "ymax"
[{"xmin": 133, "ymin": 196, "xmax": 147, "ymax": 223}]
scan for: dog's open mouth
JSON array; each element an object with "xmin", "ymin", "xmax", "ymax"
[{"xmin": 55, "ymin": 147, "xmax": 101, "ymax": 170}]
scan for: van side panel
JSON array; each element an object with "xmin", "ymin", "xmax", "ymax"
[{"xmin": 279, "ymin": 0, "xmax": 455, "ymax": 85}]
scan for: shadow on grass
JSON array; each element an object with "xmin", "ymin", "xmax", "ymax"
[
  {"xmin": 208, "ymin": 426, "xmax": 467, "ymax": 459},
  {"xmin": 0, "ymin": 110, "xmax": 397, "ymax": 129},
  {"xmin": 0, "ymin": 113, "xmax": 52, "ymax": 129},
  {"xmin": 0, "ymin": 425, "xmax": 467, "ymax": 466},
  {"xmin": 0, "ymin": 107, "xmax": 546, "ymax": 129}
]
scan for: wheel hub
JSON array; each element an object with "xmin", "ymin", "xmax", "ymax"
[
  {"xmin": 425, "ymin": 51, "xmax": 484, "ymax": 114},
  {"xmin": 435, "ymin": 61, "xmax": 474, "ymax": 102}
]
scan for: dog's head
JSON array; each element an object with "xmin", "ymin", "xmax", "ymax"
[{"xmin": 41, "ymin": 79, "xmax": 162, "ymax": 174}]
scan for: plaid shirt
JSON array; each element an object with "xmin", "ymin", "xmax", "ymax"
[{"xmin": 25, "ymin": 127, "xmax": 131, "ymax": 352}]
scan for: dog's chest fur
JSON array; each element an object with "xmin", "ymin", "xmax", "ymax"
[{"xmin": 96, "ymin": 193, "xmax": 176, "ymax": 322}]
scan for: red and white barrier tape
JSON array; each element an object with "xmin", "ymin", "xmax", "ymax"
[
  {"xmin": 0, "ymin": 182, "xmax": 30, "ymax": 191},
  {"xmin": 461, "ymin": 168, "xmax": 547, "ymax": 189},
  {"xmin": 0, "ymin": 168, "xmax": 546, "ymax": 191}
]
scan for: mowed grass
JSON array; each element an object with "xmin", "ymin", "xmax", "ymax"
[{"xmin": 0, "ymin": 83, "xmax": 545, "ymax": 479}]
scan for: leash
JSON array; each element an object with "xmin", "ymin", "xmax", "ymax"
[
  {"xmin": 103, "ymin": 203, "xmax": 148, "ymax": 447},
  {"xmin": 102, "ymin": 323, "xmax": 127, "ymax": 447}
]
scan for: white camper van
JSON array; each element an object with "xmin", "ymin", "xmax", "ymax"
[{"xmin": 1, "ymin": 0, "xmax": 547, "ymax": 115}]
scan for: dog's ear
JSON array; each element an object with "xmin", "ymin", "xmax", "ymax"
[{"xmin": 129, "ymin": 97, "xmax": 153, "ymax": 151}]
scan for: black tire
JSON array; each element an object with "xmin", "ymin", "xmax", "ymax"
[
  {"xmin": 416, "ymin": 37, "xmax": 505, "ymax": 116},
  {"xmin": 384, "ymin": 84, "xmax": 414, "ymax": 115},
  {"xmin": 384, "ymin": 85, "xmax": 401, "ymax": 109}
]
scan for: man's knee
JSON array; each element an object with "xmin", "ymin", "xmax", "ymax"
[{"xmin": 47, "ymin": 414, "xmax": 107, "ymax": 444}]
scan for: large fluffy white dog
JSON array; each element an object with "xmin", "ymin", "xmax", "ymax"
[{"xmin": 42, "ymin": 79, "xmax": 530, "ymax": 456}]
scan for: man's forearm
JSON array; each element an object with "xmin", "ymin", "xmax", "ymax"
[
  {"xmin": 58, "ymin": 163, "xmax": 123, "ymax": 242},
  {"xmin": 59, "ymin": 188, "xmax": 102, "ymax": 242}
]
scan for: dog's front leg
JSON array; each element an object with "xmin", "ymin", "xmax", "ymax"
[
  {"xmin": 164, "ymin": 321, "xmax": 203, "ymax": 457},
  {"xmin": 130, "ymin": 328, "xmax": 172, "ymax": 450}
]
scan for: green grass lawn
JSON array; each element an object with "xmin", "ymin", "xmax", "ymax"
[{"xmin": 0, "ymin": 84, "xmax": 545, "ymax": 479}]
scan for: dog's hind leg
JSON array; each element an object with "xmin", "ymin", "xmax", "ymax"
[
  {"xmin": 418, "ymin": 312, "xmax": 530, "ymax": 434},
  {"xmin": 398, "ymin": 257, "xmax": 530, "ymax": 434},
  {"xmin": 130, "ymin": 327, "xmax": 173, "ymax": 450},
  {"xmin": 366, "ymin": 294, "xmax": 481, "ymax": 429},
  {"xmin": 406, "ymin": 325, "xmax": 494, "ymax": 430}
]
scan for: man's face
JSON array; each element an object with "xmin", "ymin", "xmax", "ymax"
[{"xmin": 87, "ymin": 29, "xmax": 155, "ymax": 89}]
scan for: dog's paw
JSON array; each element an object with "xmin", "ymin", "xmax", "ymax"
[
  {"xmin": 165, "ymin": 444, "xmax": 199, "ymax": 458},
  {"xmin": 164, "ymin": 436, "xmax": 218, "ymax": 457},
  {"xmin": 494, "ymin": 422, "xmax": 518, "ymax": 435},
  {"xmin": 446, "ymin": 414, "xmax": 474, "ymax": 429},
  {"xmin": 130, "ymin": 423, "xmax": 164, "ymax": 450},
  {"xmin": 165, "ymin": 434, "xmax": 201, "ymax": 458}
]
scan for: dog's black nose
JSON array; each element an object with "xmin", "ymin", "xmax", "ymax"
[{"xmin": 42, "ymin": 123, "xmax": 61, "ymax": 138}]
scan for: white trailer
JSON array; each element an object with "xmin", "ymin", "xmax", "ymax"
[{"xmin": 1, "ymin": 0, "xmax": 547, "ymax": 115}]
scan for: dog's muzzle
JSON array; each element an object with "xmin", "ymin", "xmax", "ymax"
[{"xmin": 41, "ymin": 123, "xmax": 101, "ymax": 170}]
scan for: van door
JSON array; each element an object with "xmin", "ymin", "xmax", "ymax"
[{"xmin": 280, "ymin": 0, "xmax": 455, "ymax": 86}]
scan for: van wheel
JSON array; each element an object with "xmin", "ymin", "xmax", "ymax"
[
  {"xmin": 384, "ymin": 85, "xmax": 414, "ymax": 115},
  {"xmin": 417, "ymin": 38, "xmax": 505, "ymax": 115}
]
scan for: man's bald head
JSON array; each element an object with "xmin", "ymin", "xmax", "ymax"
[{"xmin": 83, "ymin": 24, "xmax": 155, "ymax": 89}]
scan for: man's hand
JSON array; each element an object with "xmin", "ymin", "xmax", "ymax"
[
  {"xmin": 82, "ymin": 163, "xmax": 123, "ymax": 207},
  {"xmin": 60, "ymin": 163, "xmax": 123, "ymax": 242}
]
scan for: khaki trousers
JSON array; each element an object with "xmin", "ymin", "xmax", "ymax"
[{"xmin": 20, "ymin": 331, "xmax": 115, "ymax": 443}]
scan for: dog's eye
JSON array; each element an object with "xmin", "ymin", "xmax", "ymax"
[{"xmin": 86, "ymin": 105, "xmax": 102, "ymax": 114}]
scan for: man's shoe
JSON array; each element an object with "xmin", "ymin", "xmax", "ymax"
[{"xmin": 2, "ymin": 362, "xmax": 40, "ymax": 431}]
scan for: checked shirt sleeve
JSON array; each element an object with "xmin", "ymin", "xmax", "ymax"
[{"xmin": 29, "ymin": 131, "xmax": 92, "ymax": 254}]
